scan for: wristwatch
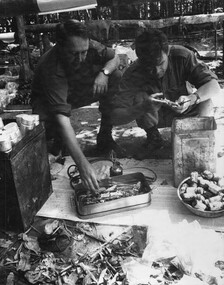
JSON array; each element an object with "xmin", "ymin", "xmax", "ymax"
[
  {"xmin": 193, "ymin": 92, "xmax": 201, "ymax": 105},
  {"xmin": 101, "ymin": 68, "xmax": 110, "ymax": 76}
]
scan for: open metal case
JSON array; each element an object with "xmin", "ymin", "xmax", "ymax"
[{"xmin": 73, "ymin": 172, "xmax": 152, "ymax": 219}]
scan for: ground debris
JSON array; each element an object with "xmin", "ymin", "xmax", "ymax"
[{"xmin": 0, "ymin": 221, "xmax": 185, "ymax": 285}]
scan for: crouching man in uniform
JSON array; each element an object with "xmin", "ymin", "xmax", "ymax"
[
  {"xmin": 31, "ymin": 19, "xmax": 123, "ymax": 192},
  {"xmin": 110, "ymin": 28, "xmax": 222, "ymax": 151}
]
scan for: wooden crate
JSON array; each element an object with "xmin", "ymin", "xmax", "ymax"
[
  {"xmin": 171, "ymin": 117, "xmax": 217, "ymax": 187},
  {"xmin": 0, "ymin": 123, "xmax": 52, "ymax": 231}
]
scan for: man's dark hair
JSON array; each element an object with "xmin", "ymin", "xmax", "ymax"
[
  {"xmin": 56, "ymin": 19, "xmax": 89, "ymax": 45},
  {"xmin": 135, "ymin": 28, "xmax": 169, "ymax": 66}
]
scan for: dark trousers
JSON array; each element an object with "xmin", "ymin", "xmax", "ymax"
[{"xmin": 45, "ymin": 69, "xmax": 122, "ymax": 155}]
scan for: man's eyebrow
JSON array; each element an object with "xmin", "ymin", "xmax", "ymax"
[{"xmin": 69, "ymin": 49, "xmax": 88, "ymax": 54}]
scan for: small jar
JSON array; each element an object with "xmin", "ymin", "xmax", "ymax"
[
  {"xmin": 4, "ymin": 122, "xmax": 18, "ymax": 133},
  {"xmin": 0, "ymin": 117, "xmax": 4, "ymax": 130},
  {"xmin": 0, "ymin": 133, "xmax": 12, "ymax": 153},
  {"xmin": 20, "ymin": 115, "xmax": 35, "ymax": 136},
  {"xmin": 110, "ymin": 161, "xmax": 123, "ymax": 177},
  {"xmin": 16, "ymin": 114, "xmax": 26, "ymax": 127},
  {"xmin": 4, "ymin": 122, "xmax": 22, "ymax": 145},
  {"xmin": 20, "ymin": 124, "xmax": 33, "ymax": 136},
  {"xmin": 21, "ymin": 114, "xmax": 35, "ymax": 127},
  {"xmin": 30, "ymin": 114, "xmax": 39, "ymax": 126}
]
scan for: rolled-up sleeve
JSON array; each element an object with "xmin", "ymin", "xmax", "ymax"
[
  {"xmin": 89, "ymin": 39, "xmax": 115, "ymax": 65},
  {"xmin": 31, "ymin": 48, "xmax": 72, "ymax": 119},
  {"xmin": 44, "ymin": 74, "xmax": 71, "ymax": 116}
]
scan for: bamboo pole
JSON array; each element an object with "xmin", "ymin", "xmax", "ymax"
[
  {"xmin": 23, "ymin": 13, "xmax": 224, "ymax": 34},
  {"xmin": 223, "ymin": 20, "xmax": 224, "ymax": 76},
  {"xmin": 15, "ymin": 15, "xmax": 32, "ymax": 82},
  {"xmin": 214, "ymin": 22, "xmax": 217, "ymax": 61}
]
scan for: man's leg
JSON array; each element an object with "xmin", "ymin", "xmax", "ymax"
[
  {"xmin": 136, "ymin": 110, "xmax": 169, "ymax": 150},
  {"xmin": 134, "ymin": 96, "xmax": 173, "ymax": 150},
  {"xmin": 96, "ymin": 112, "xmax": 114, "ymax": 150},
  {"xmin": 97, "ymin": 70, "xmax": 126, "ymax": 157},
  {"xmin": 44, "ymin": 120, "xmax": 64, "ymax": 156}
]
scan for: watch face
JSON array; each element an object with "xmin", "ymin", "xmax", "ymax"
[{"xmin": 103, "ymin": 69, "xmax": 110, "ymax": 75}]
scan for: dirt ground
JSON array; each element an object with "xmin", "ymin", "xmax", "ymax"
[
  {"xmin": 68, "ymin": 34, "xmax": 224, "ymax": 161},
  {"xmin": 70, "ymin": 105, "xmax": 173, "ymax": 160}
]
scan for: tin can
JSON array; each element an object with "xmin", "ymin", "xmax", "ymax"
[
  {"xmin": 6, "ymin": 130, "xmax": 22, "ymax": 145},
  {"xmin": 110, "ymin": 161, "xmax": 123, "ymax": 177},
  {"xmin": 0, "ymin": 133, "xmax": 12, "ymax": 153},
  {"xmin": 0, "ymin": 117, "xmax": 4, "ymax": 130},
  {"xmin": 4, "ymin": 122, "xmax": 22, "ymax": 145},
  {"xmin": 21, "ymin": 114, "xmax": 35, "ymax": 127},
  {"xmin": 4, "ymin": 122, "xmax": 19, "ymax": 133},
  {"xmin": 172, "ymin": 117, "xmax": 217, "ymax": 187},
  {"xmin": 30, "ymin": 114, "xmax": 39, "ymax": 126},
  {"xmin": 16, "ymin": 114, "xmax": 25, "ymax": 127},
  {"xmin": 20, "ymin": 115, "xmax": 35, "ymax": 136},
  {"xmin": 20, "ymin": 123, "xmax": 34, "ymax": 136}
]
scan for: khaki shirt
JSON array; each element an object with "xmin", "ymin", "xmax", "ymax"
[
  {"xmin": 112, "ymin": 45, "xmax": 217, "ymax": 109},
  {"xmin": 31, "ymin": 40, "xmax": 115, "ymax": 120}
]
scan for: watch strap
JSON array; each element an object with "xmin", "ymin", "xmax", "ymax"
[
  {"xmin": 101, "ymin": 69, "xmax": 110, "ymax": 76},
  {"xmin": 192, "ymin": 92, "xmax": 200, "ymax": 105}
]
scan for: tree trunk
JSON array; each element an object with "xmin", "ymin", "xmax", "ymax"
[
  {"xmin": 112, "ymin": 0, "xmax": 119, "ymax": 20},
  {"xmin": 144, "ymin": 3, "xmax": 148, "ymax": 19},
  {"xmin": 222, "ymin": 20, "xmax": 224, "ymax": 76},
  {"xmin": 24, "ymin": 13, "xmax": 224, "ymax": 36},
  {"xmin": 167, "ymin": 0, "xmax": 174, "ymax": 17},
  {"xmin": 15, "ymin": 15, "xmax": 32, "ymax": 82}
]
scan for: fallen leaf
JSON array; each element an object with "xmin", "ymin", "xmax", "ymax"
[
  {"xmin": 17, "ymin": 252, "xmax": 31, "ymax": 271},
  {"xmin": 0, "ymin": 239, "xmax": 13, "ymax": 248}
]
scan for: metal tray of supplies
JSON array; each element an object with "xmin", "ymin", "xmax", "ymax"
[{"xmin": 74, "ymin": 172, "xmax": 152, "ymax": 219}]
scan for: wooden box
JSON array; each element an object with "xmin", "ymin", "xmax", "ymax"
[
  {"xmin": 0, "ymin": 123, "xmax": 52, "ymax": 231},
  {"xmin": 171, "ymin": 117, "xmax": 217, "ymax": 187}
]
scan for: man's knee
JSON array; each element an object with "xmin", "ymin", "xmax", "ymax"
[
  {"xmin": 185, "ymin": 99, "xmax": 215, "ymax": 117},
  {"xmin": 111, "ymin": 69, "xmax": 122, "ymax": 80},
  {"xmin": 108, "ymin": 69, "xmax": 122, "ymax": 89}
]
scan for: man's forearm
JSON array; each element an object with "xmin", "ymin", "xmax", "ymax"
[
  {"xmin": 55, "ymin": 114, "xmax": 99, "ymax": 191},
  {"xmin": 103, "ymin": 54, "xmax": 120, "ymax": 74},
  {"xmin": 55, "ymin": 114, "xmax": 88, "ymax": 168},
  {"xmin": 195, "ymin": 79, "xmax": 222, "ymax": 102}
]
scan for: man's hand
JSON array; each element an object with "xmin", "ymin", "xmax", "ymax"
[
  {"xmin": 149, "ymin": 92, "xmax": 164, "ymax": 103},
  {"xmin": 55, "ymin": 114, "xmax": 99, "ymax": 193},
  {"xmin": 145, "ymin": 93, "xmax": 194, "ymax": 114},
  {"xmin": 172, "ymin": 95, "xmax": 194, "ymax": 114},
  {"xmin": 79, "ymin": 159, "xmax": 99, "ymax": 192},
  {"xmin": 144, "ymin": 92, "xmax": 164, "ymax": 110},
  {"xmin": 93, "ymin": 72, "xmax": 109, "ymax": 96}
]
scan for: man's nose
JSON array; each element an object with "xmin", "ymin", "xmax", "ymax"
[
  {"xmin": 75, "ymin": 53, "xmax": 84, "ymax": 63},
  {"xmin": 77, "ymin": 53, "xmax": 82, "ymax": 62},
  {"xmin": 80, "ymin": 53, "xmax": 87, "ymax": 63}
]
